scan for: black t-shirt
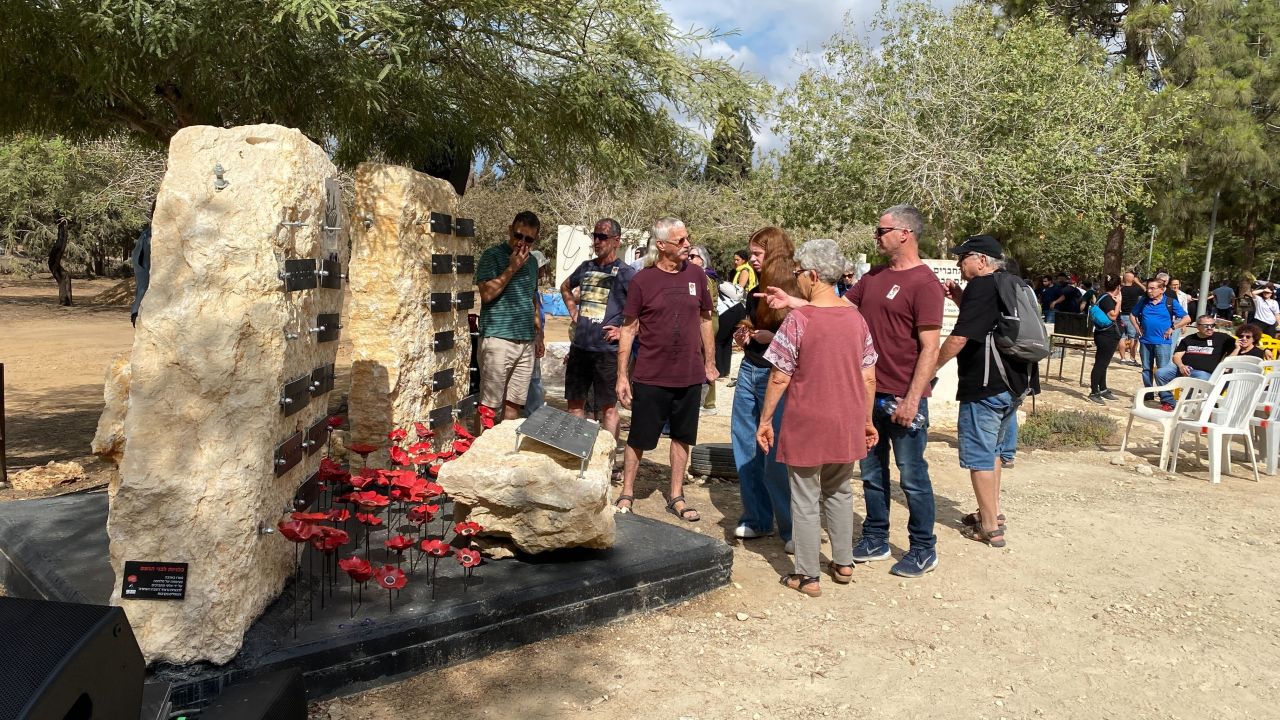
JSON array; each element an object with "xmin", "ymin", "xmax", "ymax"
[
  {"xmin": 1120, "ymin": 284, "xmax": 1143, "ymax": 314},
  {"xmin": 952, "ymin": 273, "xmax": 1032, "ymax": 402},
  {"xmin": 1058, "ymin": 285, "xmax": 1082, "ymax": 311},
  {"xmin": 1242, "ymin": 346, "xmax": 1266, "ymax": 359},
  {"xmin": 1176, "ymin": 332, "xmax": 1236, "ymax": 373},
  {"xmin": 1094, "ymin": 294, "xmax": 1119, "ymax": 335}
]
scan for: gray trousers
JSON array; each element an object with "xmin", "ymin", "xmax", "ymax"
[{"xmin": 789, "ymin": 462, "xmax": 855, "ymax": 577}]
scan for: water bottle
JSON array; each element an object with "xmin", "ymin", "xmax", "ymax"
[{"xmin": 878, "ymin": 396, "xmax": 927, "ymax": 431}]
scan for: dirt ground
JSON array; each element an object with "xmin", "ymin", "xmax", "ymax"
[{"xmin": 3, "ymin": 277, "xmax": 1279, "ymax": 720}]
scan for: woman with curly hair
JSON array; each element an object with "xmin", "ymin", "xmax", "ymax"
[{"xmin": 727, "ymin": 227, "xmax": 800, "ymax": 551}]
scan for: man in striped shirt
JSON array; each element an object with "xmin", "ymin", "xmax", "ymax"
[{"xmin": 475, "ymin": 210, "xmax": 543, "ymax": 422}]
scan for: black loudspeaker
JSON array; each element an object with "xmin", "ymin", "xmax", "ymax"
[
  {"xmin": 201, "ymin": 668, "xmax": 307, "ymax": 720},
  {"xmin": 0, "ymin": 597, "xmax": 144, "ymax": 720}
]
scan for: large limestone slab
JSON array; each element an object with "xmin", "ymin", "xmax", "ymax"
[
  {"xmin": 347, "ymin": 163, "xmax": 474, "ymax": 457},
  {"xmin": 108, "ymin": 124, "xmax": 349, "ymax": 665},
  {"xmin": 438, "ymin": 419, "xmax": 616, "ymax": 554},
  {"xmin": 91, "ymin": 353, "xmax": 131, "ymax": 467}
]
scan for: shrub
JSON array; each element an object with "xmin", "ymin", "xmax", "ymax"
[{"xmin": 1018, "ymin": 409, "xmax": 1115, "ymax": 449}]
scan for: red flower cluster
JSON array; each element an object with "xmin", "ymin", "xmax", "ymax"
[
  {"xmin": 476, "ymin": 406, "xmax": 496, "ymax": 430},
  {"xmin": 388, "ymin": 446, "xmax": 410, "ymax": 466},
  {"xmin": 414, "ymin": 422, "xmax": 434, "ymax": 439},
  {"xmin": 339, "ymin": 556, "xmax": 373, "ymax": 583},
  {"xmin": 454, "ymin": 520, "xmax": 484, "ymax": 537},
  {"xmin": 348, "ymin": 490, "xmax": 389, "ymax": 510},
  {"xmin": 355, "ymin": 512, "xmax": 384, "ymax": 527},
  {"xmin": 327, "ymin": 508, "xmax": 351, "ymax": 522},
  {"xmin": 388, "ymin": 428, "xmax": 409, "ymax": 443},
  {"xmin": 277, "ymin": 520, "xmax": 316, "ymax": 543},
  {"xmin": 310, "ymin": 526, "xmax": 349, "ymax": 553},
  {"xmin": 407, "ymin": 503, "xmax": 440, "ymax": 523}
]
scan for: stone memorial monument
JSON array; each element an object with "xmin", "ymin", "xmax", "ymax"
[
  {"xmin": 106, "ymin": 124, "xmax": 349, "ymax": 664},
  {"xmin": 346, "ymin": 163, "xmax": 475, "ymax": 454}
]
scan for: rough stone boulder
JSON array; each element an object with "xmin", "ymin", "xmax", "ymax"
[
  {"xmin": 91, "ymin": 353, "xmax": 131, "ymax": 468},
  {"xmin": 108, "ymin": 124, "xmax": 349, "ymax": 665},
  {"xmin": 9, "ymin": 461, "xmax": 86, "ymax": 493},
  {"xmin": 346, "ymin": 163, "xmax": 473, "ymax": 463},
  {"xmin": 439, "ymin": 418, "xmax": 616, "ymax": 554}
]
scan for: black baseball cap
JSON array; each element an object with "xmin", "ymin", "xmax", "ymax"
[{"xmin": 948, "ymin": 234, "xmax": 1004, "ymax": 259}]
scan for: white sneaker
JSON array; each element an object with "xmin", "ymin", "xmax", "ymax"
[
  {"xmin": 700, "ymin": 407, "xmax": 718, "ymax": 416},
  {"xmin": 733, "ymin": 524, "xmax": 772, "ymax": 539}
]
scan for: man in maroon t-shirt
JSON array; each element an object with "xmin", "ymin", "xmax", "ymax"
[
  {"xmin": 844, "ymin": 204, "xmax": 945, "ymax": 578},
  {"xmin": 615, "ymin": 216, "xmax": 716, "ymax": 522}
]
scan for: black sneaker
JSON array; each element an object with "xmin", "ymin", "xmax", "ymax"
[
  {"xmin": 1087, "ymin": 392, "xmax": 1106, "ymax": 405},
  {"xmin": 1100, "ymin": 389, "xmax": 1118, "ymax": 401}
]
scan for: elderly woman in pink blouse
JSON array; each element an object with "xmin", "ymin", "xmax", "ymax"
[{"xmin": 756, "ymin": 239, "xmax": 878, "ymax": 597}]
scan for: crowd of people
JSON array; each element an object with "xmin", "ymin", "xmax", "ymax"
[
  {"xmin": 1026, "ymin": 269, "xmax": 1277, "ymax": 407},
  {"xmin": 472, "ymin": 206, "xmax": 1050, "ymax": 597}
]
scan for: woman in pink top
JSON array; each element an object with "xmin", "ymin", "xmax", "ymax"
[{"xmin": 757, "ymin": 239, "xmax": 879, "ymax": 597}]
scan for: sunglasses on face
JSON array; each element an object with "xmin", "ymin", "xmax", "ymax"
[
  {"xmin": 660, "ymin": 236, "xmax": 690, "ymax": 247},
  {"xmin": 1197, "ymin": 324, "xmax": 1216, "ymax": 329},
  {"xmin": 874, "ymin": 226, "xmax": 910, "ymax": 239},
  {"xmin": 512, "ymin": 230, "xmax": 537, "ymax": 244},
  {"xmin": 842, "ymin": 273, "xmax": 855, "ymax": 279},
  {"xmin": 591, "ymin": 232, "xmax": 616, "ymax": 241}
]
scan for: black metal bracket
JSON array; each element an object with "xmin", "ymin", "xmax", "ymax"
[
  {"xmin": 280, "ymin": 375, "xmax": 312, "ymax": 417},
  {"xmin": 310, "ymin": 364, "xmax": 335, "ymax": 397},
  {"xmin": 453, "ymin": 255, "xmax": 475, "ymax": 274},
  {"xmin": 318, "ymin": 257, "xmax": 344, "ymax": 289},
  {"xmin": 454, "ymin": 218, "xmax": 475, "ymax": 237},
  {"xmin": 454, "ymin": 291, "xmax": 475, "ymax": 311},
  {"xmin": 312, "ymin": 313, "xmax": 341, "ymax": 343},
  {"xmin": 428, "ymin": 404, "xmax": 455, "ymax": 428},
  {"xmin": 429, "ymin": 292, "xmax": 453, "ymax": 313},
  {"xmin": 433, "ymin": 331, "xmax": 455, "ymax": 351},
  {"xmin": 431, "ymin": 254, "xmax": 454, "ymax": 275},
  {"xmin": 429, "ymin": 212, "xmax": 453, "ymax": 235},
  {"xmin": 305, "ymin": 417, "xmax": 328, "ymax": 456},
  {"xmin": 280, "ymin": 259, "xmax": 317, "ymax": 292},
  {"xmin": 274, "ymin": 431, "xmax": 304, "ymax": 476},
  {"xmin": 455, "ymin": 393, "xmax": 478, "ymax": 419},
  {"xmin": 431, "ymin": 368, "xmax": 454, "ymax": 392},
  {"xmin": 293, "ymin": 469, "xmax": 323, "ymax": 511}
]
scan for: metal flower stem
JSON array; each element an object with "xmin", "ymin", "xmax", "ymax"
[
  {"xmin": 348, "ymin": 576, "xmax": 354, "ymax": 618},
  {"xmin": 307, "ymin": 544, "xmax": 315, "ymax": 621},
  {"xmin": 319, "ymin": 553, "xmax": 325, "ymax": 610}
]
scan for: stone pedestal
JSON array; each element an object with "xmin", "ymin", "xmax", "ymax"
[
  {"xmin": 346, "ymin": 163, "xmax": 474, "ymax": 457},
  {"xmin": 107, "ymin": 124, "xmax": 348, "ymax": 665},
  {"xmin": 439, "ymin": 419, "xmax": 616, "ymax": 554}
]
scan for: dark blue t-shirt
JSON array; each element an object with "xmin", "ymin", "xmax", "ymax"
[{"xmin": 567, "ymin": 257, "xmax": 637, "ymax": 352}]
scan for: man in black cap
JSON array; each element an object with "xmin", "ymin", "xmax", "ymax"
[{"xmin": 936, "ymin": 235, "xmax": 1033, "ymax": 551}]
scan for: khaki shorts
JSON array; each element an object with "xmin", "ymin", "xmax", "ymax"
[{"xmin": 479, "ymin": 336, "xmax": 535, "ymax": 408}]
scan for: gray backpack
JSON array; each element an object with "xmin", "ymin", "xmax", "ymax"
[{"xmin": 983, "ymin": 272, "xmax": 1050, "ymax": 395}]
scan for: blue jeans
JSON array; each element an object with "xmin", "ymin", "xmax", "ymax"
[
  {"xmin": 860, "ymin": 394, "xmax": 935, "ymax": 551},
  {"xmin": 1139, "ymin": 342, "xmax": 1175, "ymax": 404},
  {"xmin": 1043, "ymin": 309, "xmax": 1056, "ymax": 325},
  {"xmin": 1154, "ymin": 365, "xmax": 1210, "ymax": 404},
  {"xmin": 998, "ymin": 410, "xmax": 1018, "ymax": 463},
  {"xmin": 731, "ymin": 361, "xmax": 791, "ymax": 542},
  {"xmin": 521, "ymin": 358, "xmax": 544, "ymax": 417},
  {"xmin": 958, "ymin": 391, "xmax": 1021, "ymax": 471}
]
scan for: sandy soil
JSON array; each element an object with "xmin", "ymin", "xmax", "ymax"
[{"xmin": 3, "ymin": 278, "xmax": 1278, "ymax": 719}]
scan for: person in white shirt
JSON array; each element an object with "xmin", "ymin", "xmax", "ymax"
[{"xmin": 1250, "ymin": 286, "xmax": 1278, "ymax": 336}]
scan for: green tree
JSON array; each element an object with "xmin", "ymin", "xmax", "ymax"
[
  {"xmin": 772, "ymin": 2, "xmax": 1184, "ymax": 261},
  {"xmin": 704, "ymin": 103, "xmax": 756, "ymax": 184},
  {"xmin": 0, "ymin": 0, "xmax": 757, "ymax": 193}
]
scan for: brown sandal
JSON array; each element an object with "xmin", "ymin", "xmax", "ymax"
[
  {"xmin": 665, "ymin": 495, "xmax": 700, "ymax": 522},
  {"xmin": 829, "ymin": 563, "xmax": 854, "ymax": 584},
  {"xmin": 961, "ymin": 512, "xmax": 1006, "ymax": 528},
  {"xmin": 780, "ymin": 574, "xmax": 821, "ymax": 597},
  {"xmin": 960, "ymin": 524, "xmax": 1006, "ymax": 548}
]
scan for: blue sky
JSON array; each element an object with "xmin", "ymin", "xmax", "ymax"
[{"xmin": 659, "ymin": 0, "xmax": 961, "ymax": 152}]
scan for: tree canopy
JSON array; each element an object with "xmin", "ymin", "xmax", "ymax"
[{"xmin": 0, "ymin": 0, "xmax": 760, "ymax": 190}]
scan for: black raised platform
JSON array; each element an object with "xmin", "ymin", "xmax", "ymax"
[{"xmin": 0, "ymin": 492, "xmax": 731, "ymax": 705}]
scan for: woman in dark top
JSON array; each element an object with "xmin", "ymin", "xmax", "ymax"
[
  {"xmin": 1232, "ymin": 324, "xmax": 1275, "ymax": 360},
  {"xmin": 1088, "ymin": 276, "xmax": 1124, "ymax": 404},
  {"xmin": 728, "ymin": 227, "xmax": 799, "ymax": 549}
]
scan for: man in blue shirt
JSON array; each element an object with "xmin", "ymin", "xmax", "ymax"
[{"xmin": 1132, "ymin": 277, "xmax": 1190, "ymax": 410}]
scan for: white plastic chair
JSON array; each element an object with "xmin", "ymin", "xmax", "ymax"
[
  {"xmin": 1170, "ymin": 372, "xmax": 1266, "ymax": 483},
  {"xmin": 1250, "ymin": 371, "xmax": 1280, "ymax": 475},
  {"xmin": 1209, "ymin": 355, "xmax": 1262, "ymax": 384},
  {"xmin": 1120, "ymin": 376, "xmax": 1215, "ymax": 470}
]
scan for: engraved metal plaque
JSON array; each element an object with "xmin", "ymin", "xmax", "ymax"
[
  {"xmin": 282, "ymin": 258, "xmax": 317, "ymax": 292},
  {"xmin": 323, "ymin": 178, "xmax": 342, "ymax": 232},
  {"xmin": 456, "ymin": 393, "xmax": 478, "ymax": 419},
  {"xmin": 431, "ymin": 368, "xmax": 455, "ymax": 392},
  {"xmin": 454, "ymin": 218, "xmax": 475, "ymax": 237},
  {"xmin": 319, "ymin": 257, "xmax": 343, "ymax": 289},
  {"xmin": 280, "ymin": 375, "xmax": 312, "ymax": 417},
  {"xmin": 310, "ymin": 363, "xmax": 335, "ymax": 397},
  {"xmin": 306, "ymin": 416, "xmax": 328, "ymax": 455},
  {"xmin": 454, "ymin": 255, "xmax": 475, "ymax": 274},
  {"xmin": 429, "ymin": 212, "xmax": 453, "ymax": 235},
  {"xmin": 315, "ymin": 313, "xmax": 341, "ymax": 342},
  {"xmin": 429, "ymin": 292, "xmax": 453, "ymax": 313},
  {"xmin": 515, "ymin": 406, "xmax": 602, "ymax": 475},
  {"xmin": 274, "ymin": 431, "xmax": 304, "ymax": 476},
  {"xmin": 433, "ymin": 331, "xmax": 455, "ymax": 351},
  {"xmin": 431, "ymin": 253, "xmax": 454, "ymax": 274},
  {"xmin": 293, "ymin": 469, "xmax": 323, "ymax": 511},
  {"xmin": 428, "ymin": 404, "xmax": 455, "ymax": 428},
  {"xmin": 454, "ymin": 291, "xmax": 475, "ymax": 310}
]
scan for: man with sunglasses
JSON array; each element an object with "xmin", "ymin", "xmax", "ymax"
[
  {"xmin": 560, "ymin": 218, "xmax": 637, "ymax": 443},
  {"xmin": 845, "ymin": 204, "xmax": 945, "ymax": 577},
  {"xmin": 1155, "ymin": 316, "xmax": 1237, "ymax": 393},
  {"xmin": 475, "ymin": 210, "xmax": 543, "ymax": 422}
]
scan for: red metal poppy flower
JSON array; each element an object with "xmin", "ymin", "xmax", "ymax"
[
  {"xmin": 410, "ymin": 453, "xmax": 436, "ymax": 465},
  {"xmin": 407, "ymin": 441, "xmax": 432, "ymax": 456},
  {"xmin": 453, "ymin": 423, "xmax": 476, "ymax": 441},
  {"xmin": 455, "ymin": 548, "xmax": 481, "ymax": 568},
  {"xmin": 348, "ymin": 443, "xmax": 380, "ymax": 457},
  {"xmin": 349, "ymin": 490, "xmax": 389, "ymax": 510},
  {"xmin": 407, "ymin": 504, "xmax": 440, "ymax": 523},
  {"xmin": 387, "ymin": 428, "xmax": 408, "ymax": 443},
  {"xmin": 451, "ymin": 439, "xmax": 472, "ymax": 455},
  {"xmin": 277, "ymin": 520, "xmax": 316, "ymax": 542},
  {"xmin": 477, "ymin": 406, "xmax": 496, "ymax": 430},
  {"xmin": 290, "ymin": 511, "xmax": 329, "ymax": 522},
  {"xmin": 374, "ymin": 565, "xmax": 407, "ymax": 590},
  {"xmin": 339, "ymin": 556, "xmax": 374, "ymax": 583},
  {"xmin": 454, "ymin": 520, "xmax": 483, "ymax": 537},
  {"xmin": 318, "ymin": 457, "xmax": 348, "ymax": 484},
  {"xmin": 327, "ymin": 415, "xmax": 345, "ymax": 429},
  {"xmin": 327, "ymin": 508, "xmax": 351, "ymax": 522},
  {"xmin": 310, "ymin": 526, "xmax": 350, "ymax": 552},
  {"xmin": 384, "ymin": 534, "xmax": 415, "ymax": 553},
  {"xmin": 422, "ymin": 481, "xmax": 444, "ymax": 498},
  {"xmin": 420, "ymin": 538, "xmax": 451, "ymax": 557},
  {"xmin": 436, "ymin": 449, "xmax": 455, "ymax": 460},
  {"xmin": 414, "ymin": 422, "xmax": 434, "ymax": 439},
  {"xmin": 349, "ymin": 468, "xmax": 379, "ymax": 489},
  {"xmin": 355, "ymin": 512, "xmax": 384, "ymax": 527},
  {"xmin": 388, "ymin": 446, "xmax": 410, "ymax": 466}
]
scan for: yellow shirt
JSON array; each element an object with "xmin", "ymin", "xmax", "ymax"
[{"xmin": 734, "ymin": 262, "xmax": 757, "ymax": 290}]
